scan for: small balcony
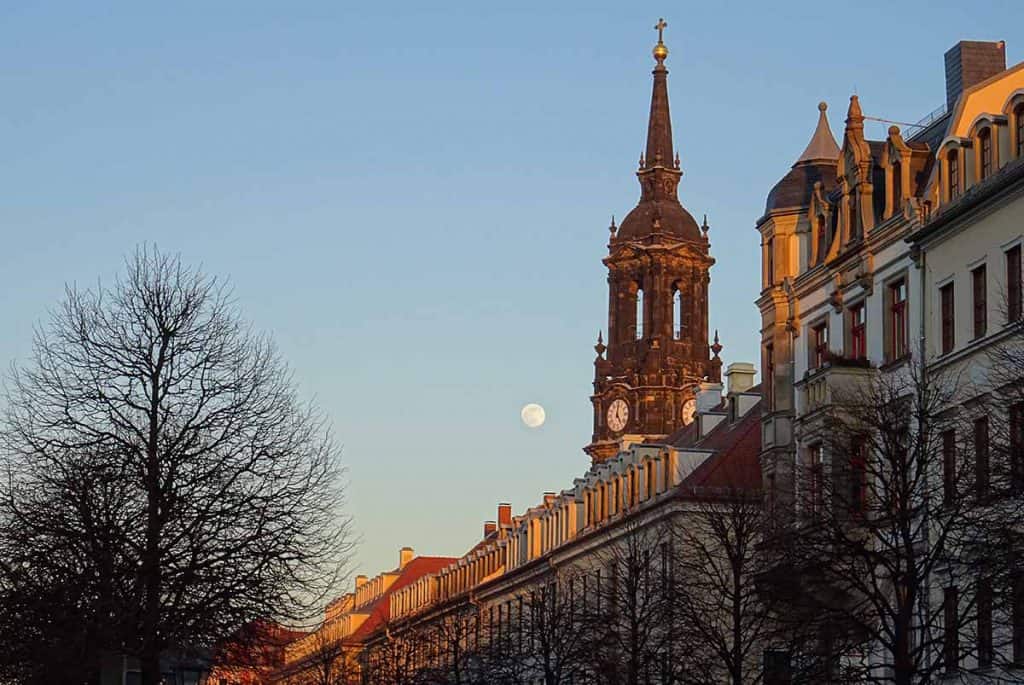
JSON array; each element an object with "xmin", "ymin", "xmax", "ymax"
[{"xmin": 796, "ymin": 357, "xmax": 876, "ymax": 418}]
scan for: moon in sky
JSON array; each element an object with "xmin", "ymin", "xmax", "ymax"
[{"xmin": 521, "ymin": 403, "xmax": 546, "ymax": 429}]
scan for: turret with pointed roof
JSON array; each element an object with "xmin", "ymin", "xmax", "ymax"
[{"xmin": 763, "ymin": 102, "xmax": 840, "ymax": 216}]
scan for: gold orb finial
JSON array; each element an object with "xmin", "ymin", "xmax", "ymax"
[{"xmin": 653, "ymin": 18, "xmax": 668, "ymax": 62}]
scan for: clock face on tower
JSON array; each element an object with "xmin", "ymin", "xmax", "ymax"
[
  {"xmin": 607, "ymin": 399, "xmax": 629, "ymax": 433},
  {"xmin": 681, "ymin": 398, "xmax": 697, "ymax": 426}
]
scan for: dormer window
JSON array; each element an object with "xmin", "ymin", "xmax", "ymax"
[
  {"xmin": 1016, "ymin": 103, "xmax": 1024, "ymax": 159},
  {"xmin": 849, "ymin": 196, "xmax": 858, "ymax": 240},
  {"xmin": 979, "ymin": 128, "xmax": 993, "ymax": 180},
  {"xmin": 891, "ymin": 160, "xmax": 902, "ymax": 215},
  {"xmin": 948, "ymin": 150, "xmax": 960, "ymax": 200}
]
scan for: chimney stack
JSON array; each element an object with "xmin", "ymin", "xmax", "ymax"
[
  {"xmin": 543, "ymin": 492, "xmax": 557, "ymax": 506},
  {"xmin": 355, "ymin": 574, "xmax": 368, "ymax": 590},
  {"xmin": 483, "ymin": 520, "xmax": 497, "ymax": 536},
  {"xmin": 725, "ymin": 362, "xmax": 757, "ymax": 395},
  {"xmin": 945, "ymin": 40, "xmax": 1006, "ymax": 110},
  {"xmin": 399, "ymin": 547, "xmax": 414, "ymax": 570},
  {"xmin": 497, "ymin": 502, "xmax": 512, "ymax": 527}
]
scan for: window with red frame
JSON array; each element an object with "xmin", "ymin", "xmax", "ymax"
[
  {"xmin": 810, "ymin": 322, "xmax": 829, "ymax": 369},
  {"xmin": 849, "ymin": 303, "xmax": 867, "ymax": 359},
  {"xmin": 975, "ymin": 416, "xmax": 990, "ymax": 499},
  {"xmin": 1008, "ymin": 245, "xmax": 1022, "ymax": 322},
  {"xmin": 808, "ymin": 445, "xmax": 823, "ymax": 518},
  {"xmin": 943, "ymin": 430, "xmax": 957, "ymax": 505},
  {"xmin": 849, "ymin": 438, "xmax": 868, "ymax": 517},
  {"xmin": 980, "ymin": 128, "xmax": 993, "ymax": 180},
  {"xmin": 944, "ymin": 586, "xmax": 960, "ymax": 671},
  {"xmin": 972, "ymin": 265, "xmax": 987, "ymax": 339},
  {"xmin": 979, "ymin": 577, "xmax": 994, "ymax": 669},
  {"xmin": 1014, "ymin": 570, "xmax": 1024, "ymax": 665},
  {"xmin": 941, "ymin": 283, "xmax": 955, "ymax": 354},
  {"xmin": 1011, "ymin": 402, "xmax": 1024, "ymax": 493},
  {"xmin": 889, "ymin": 279, "xmax": 908, "ymax": 360}
]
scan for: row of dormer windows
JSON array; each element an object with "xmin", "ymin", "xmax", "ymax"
[{"xmin": 943, "ymin": 102, "xmax": 1024, "ymax": 204}]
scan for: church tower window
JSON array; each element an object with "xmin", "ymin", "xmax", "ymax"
[
  {"xmin": 636, "ymin": 287, "xmax": 645, "ymax": 340},
  {"xmin": 673, "ymin": 288, "xmax": 683, "ymax": 339}
]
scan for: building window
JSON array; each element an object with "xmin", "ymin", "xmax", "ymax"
[
  {"xmin": 891, "ymin": 160, "xmax": 902, "ymax": 215},
  {"xmin": 944, "ymin": 586, "xmax": 960, "ymax": 671},
  {"xmin": 942, "ymin": 430, "xmax": 957, "ymax": 506},
  {"xmin": 766, "ymin": 237, "xmax": 775, "ymax": 287},
  {"xmin": 849, "ymin": 302, "xmax": 866, "ymax": 359},
  {"xmin": 975, "ymin": 416, "xmax": 990, "ymax": 499},
  {"xmin": 948, "ymin": 150, "xmax": 960, "ymax": 199},
  {"xmin": 1017, "ymin": 104, "xmax": 1024, "ymax": 158},
  {"xmin": 972, "ymin": 265, "xmax": 987, "ymax": 339},
  {"xmin": 1012, "ymin": 402, "xmax": 1024, "ymax": 493},
  {"xmin": 849, "ymin": 196, "xmax": 859, "ymax": 240},
  {"xmin": 810, "ymin": 321, "xmax": 829, "ymax": 370},
  {"xmin": 979, "ymin": 128, "xmax": 993, "ymax": 180},
  {"xmin": 816, "ymin": 215, "xmax": 827, "ymax": 264},
  {"xmin": 765, "ymin": 344, "xmax": 775, "ymax": 412},
  {"xmin": 1014, "ymin": 570, "xmax": 1024, "ymax": 664},
  {"xmin": 978, "ymin": 577, "xmax": 993, "ymax": 669},
  {"xmin": 807, "ymin": 445, "xmax": 823, "ymax": 519},
  {"xmin": 849, "ymin": 438, "xmax": 867, "ymax": 517},
  {"xmin": 889, "ymin": 279, "xmax": 908, "ymax": 360},
  {"xmin": 1008, "ymin": 245, "xmax": 1022, "ymax": 322},
  {"xmin": 940, "ymin": 282, "xmax": 955, "ymax": 354}
]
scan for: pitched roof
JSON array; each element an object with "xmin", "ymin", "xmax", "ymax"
[
  {"xmin": 347, "ymin": 556, "xmax": 455, "ymax": 643},
  {"xmin": 663, "ymin": 387, "xmax": 763, "ymax": 495}
]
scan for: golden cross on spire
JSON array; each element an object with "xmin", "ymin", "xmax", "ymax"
[{"xmin": 655, "ymin": 18, "xmax": 667, "ymax": 43}]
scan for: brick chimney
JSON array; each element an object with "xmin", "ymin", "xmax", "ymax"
[
  {"xmin": 497, "ymin": 502, "xmax": 512, "ymax": 527},
  {"xmin": 945, "ymin": 40, "xmax": 1006, "ymax": 110},
  {"xmin": 399, "ymin": 546, "xmax": 414, "ymax": 570},
  {"xmin": 355, "ymin": 574, "xmax": 368, "ymax": 590},
  {"xmin": 543, "ymin": 492, "xmax": 556, "ymax": 506},
  {"xmin": 483, "ymin": 520, "xmax": 497, "ymax": 536}
]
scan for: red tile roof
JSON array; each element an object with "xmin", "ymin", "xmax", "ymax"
[
  {"xmin": 669, "ymin": 388, "xmax": 763, "ymax": 496},
  {"xmin": 347, "ymin": 556, "xmax": 455, "ymax": 643}
]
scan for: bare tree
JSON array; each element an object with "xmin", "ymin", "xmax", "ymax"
[
  {"xmin": 279, "ymin": 628, "xmax": 359, "ymax": 685},
  {"xmin": 361, "ymin": 622, "xmax": 425, "ymax": 685},
  {"xmin": 0, "ymin": 247, "xmax": 353, "ymax": 685},
  {"xmin": 776, "ymin": 359, "xmax": 1016, "ymax": 683},
  {"xmin": 582, "ymin": 519, "xmax": 673, "ymax": 685},
  {"xmin": 667, "ymin": 484, "xmax": 774, "ymax": 685}
]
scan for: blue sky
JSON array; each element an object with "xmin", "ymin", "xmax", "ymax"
[{"xmin": 1, "ymin": 2, "xmax": 1021, "ymax": 578}]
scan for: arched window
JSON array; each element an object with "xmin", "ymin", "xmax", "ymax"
[
  {"xmin": 635, "ymin": 288, "xmax": 645, "ymax": 339},
  {"xmin": 979, "ymin": 128, "xmax": 993, "ymax": 180},
  {"xmin": 948, "ymin": 150, "xmax": 960, "ymax": 199},
  {"xmin": 672, "ymin": 288, "xmax": 683, "ymax": 339},
  {"xmin": 891, "ymin": 160, "xmax": 903, "ymax": 215},
  {"xmin": 815, "ymin": 215, "xmax": 827, "ymax": 264}
]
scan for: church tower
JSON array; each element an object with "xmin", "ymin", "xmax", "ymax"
[{"xmin": 584, "ymin": 20, "xmax": 721, "ymax": 464}]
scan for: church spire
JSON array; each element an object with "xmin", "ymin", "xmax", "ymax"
[{"xmin": 644, "ymin": 18, "xmax": 674, "ymax": 169}]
